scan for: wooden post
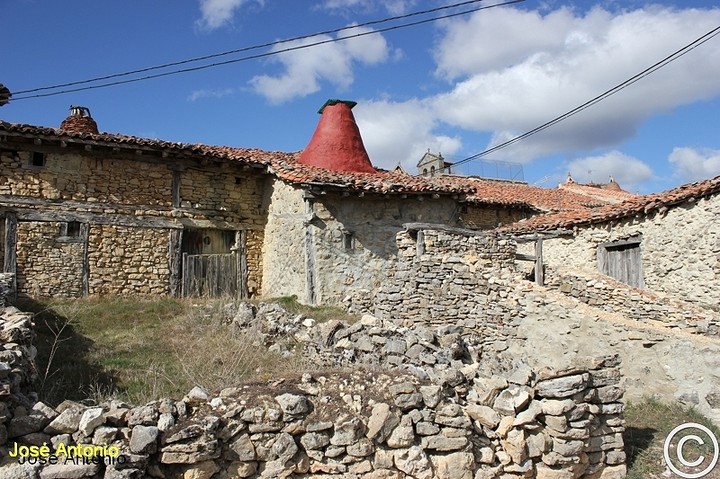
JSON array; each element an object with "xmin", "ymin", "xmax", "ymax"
[
  {"xmin": 80, "ymin": 223, "xmax": 90, "ymax": 297},
  {"xmin": 236, "ymin": 230, "xmax": 249, "ymax": 300},
  {"xmin": 534, "ymin": 238, "xmax": 544, "ymax": 286},
  {"xmin": 181, "ymin": 252, "xmax": 188, "ymax": 297},
  {"xmin": 3, "ymin": 213, "xmax": 17, "ymax": 298},
  {"xmin": 168, "ymin": 230, "xmax": 183, "ymax": 297},
  {"xmin": 171, "ymin": 170, "xmax": 182, "ymax": 208},
  {"xmin": 304, "ymin": 199, "xmax": 317, "ymax": 305}
]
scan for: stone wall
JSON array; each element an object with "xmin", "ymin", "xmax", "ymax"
[
  {"xmin": 460, "ymin": 204, "xmax": 530, "ymax": 230},
  {"xmin": 362, "ymin": 229, "xmax": 519, "ymax": 329},
  {"xmin": 355, "ymin": 227, "xmax": 720, "ymax": 423},
  {"xmin": 0, "ymin": 298, "xmax": 626, "ymax": 479},
  {"xmin": 15, "ymin": 221, "xmax": 85, "ymax": 298},
  {"xmin": 88, "ymin": 226, "xmax": 171, "ymax": 296},
  {"xmin": 261, "ymin": 181, "xmax": 308, "ymax": 301},
  {"xmin": 1, "ymin": 145, "xmax": 271, "ymax": 298},
  {"xmin": 0, "ymin": 151, "xmax": 172, "ymax": 205},
  {"xmin": 309, "ymin": 195, "xmax": 461, "ymax": 306},
  {"xmin": 545, "ymin": 267, "xmax": 720, "ymax": 337},
  {"xmin": 534, "ymin": 194, "xmax": 720, "ymax": 309}
]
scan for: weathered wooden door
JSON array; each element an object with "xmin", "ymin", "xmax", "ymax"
[
  {"xmin": 181, "ymin": 252, "xmax": 237, "ymax": 297},
  {"xmin": 597, "ymin": 238, "xmax": 644, "ymax": 288}
]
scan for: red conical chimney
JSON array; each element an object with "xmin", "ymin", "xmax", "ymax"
[{"xmin": 298, "ymin": 99, "xmax": 376, "ymax": 173}]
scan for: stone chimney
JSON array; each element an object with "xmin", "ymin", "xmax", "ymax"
[
  {"xmin": 298, "ymin": 99, "xmax": 376, "ymax": 174},
  {"xmin": 59, "ymin": 105, "xmax": 99, "ymax": 134}
]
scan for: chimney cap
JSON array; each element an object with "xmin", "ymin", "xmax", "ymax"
[
  {"xmin": 318, "ymin": 99, "xmax": 357, "ymax": 114},
  {"xmin": 60, "ymin": 105, "xmax": 99, "ymax": 134}
]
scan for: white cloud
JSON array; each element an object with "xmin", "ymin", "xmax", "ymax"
[
  {"xmin": 669, "ymin": 147, "xmax": 720, "ymax": 181},
  {"xmin": 429, "ymin": 5, "xmax": 720, "ymax": 163},
  {"xmin": 567, "ymin": 151, "xmax": 653, "ymax": 188},
  {"xmin": 249, "ymin": 26, "xmax": 389, "ymax": 103},
  {"xmin": 196, "ymin": 0, "xmax": 263, "ymax": 31},
  {"xmin": 187, "ymin": 88, "xmax": 237, "ymax": 102},
  {"xmin": 354, "ymin": 99, "xmax": 461, "ymax": 172},
  {"xmin": 318, "ymin": 0, "xmax": 417, "ymax": 15}
]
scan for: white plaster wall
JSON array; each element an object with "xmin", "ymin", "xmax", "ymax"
[
  {"xmin": 260, "ymin": 181, "xmax": 308, "ymax": 300},
  {"xmin": 539, "ymin": 195, "xmax": 720, "ymax": 309}
]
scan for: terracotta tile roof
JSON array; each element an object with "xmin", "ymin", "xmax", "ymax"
[
  {"xmin": 500, "ymin": 175, "xmax": 720, "ymax": 233},
  {"xmin": 269, "ymin": 159, "xmax": 473, "ymax": 195},
  {"xmin": 0, "ymin": 121, "xmax": 294, "ymax": 166},
  {"xmin": 558, "ymin": 181, "xmax": 637, "ymax": 204},
  {"xmin": 433, "ymin": 176, "xmax": 612, "ymax": 212}
]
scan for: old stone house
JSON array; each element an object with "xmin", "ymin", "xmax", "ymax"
[
  {"xmin": 0, "ymin": 99, "xmax": 634, "ymax": 303},
  {"xmin": 504, "ymin": 175, "xmax": 720, "ymax": 309}
]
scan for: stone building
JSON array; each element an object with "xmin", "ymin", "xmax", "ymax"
[
  {"xmin": 0, "ymin": 100, "xmax": 633, "ymax": 302},
  {"xmin": 417, "ymin": 150, "xmax": 453, "ymax": 177},
  {"xmin": 504, "ymin": 176, "xmax": 720, "ymax": 309}
]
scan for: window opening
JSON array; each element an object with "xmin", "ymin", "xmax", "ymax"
[{"xmin": 31, "ymin": 152, "xmax": 46, "ymax": 167}]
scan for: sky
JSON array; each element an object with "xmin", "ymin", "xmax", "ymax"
[{"xmin": 2, "ymin": 0, "xmax": 720, "ymax": 194}]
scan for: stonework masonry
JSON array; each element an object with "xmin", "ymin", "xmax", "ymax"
[
  {"xmin": 354, "ymin": 227, "xmax": 720, "ymax": 423},
  {"xmin": 0, "ymin": 142, "xmax": 270, "ymax": 298},
  {"xmin": 531, "ymin": 194, "xmax": 720, "ymax": 309},
  {"xmin": 0, "ymin": 281, "xmax": 627, "ymax": 479}
]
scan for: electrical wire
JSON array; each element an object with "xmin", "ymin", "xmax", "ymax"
[
  {"xmin": 10, "ymin": 0, "xmax": 525, "ymax": 101},
  {"xmin": 447, "ymin": 23, "xmax": 720, "ymax": 171}
]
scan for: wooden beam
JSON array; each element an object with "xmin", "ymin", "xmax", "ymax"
[
  {"xmin": 515, "ymin": 253, "xmax": 536, "ymax": 262},
  {"xmin": 3, "ymin": 213, "xmax": 17, "ymax": 299},
  {"xmin": 534, "ymin": 238, "xmax": 544, "ymax": 286},
  {"xmin": 168, "ymin": 229, "xmax": 183, "ymax": 297},
  {"xmin": 403, "ymin": 222, "xmax": 486, "ymax": 237},
  {"xmin": 237, "ymin": 230, "xmax": 249, "ymax": 300},
  {"xmin": 80, "ymin": 223, "xmax": 90, "ymax": 297}
]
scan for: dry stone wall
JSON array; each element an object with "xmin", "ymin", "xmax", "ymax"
[
  {"xmin": 545, "ymin": 267, "xmax": 720, "ymax": 337},
  {"xmin": 0, "ymin": 308, "xmax": 626, "ymax": 478}
]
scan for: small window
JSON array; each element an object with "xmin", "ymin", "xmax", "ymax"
[
  {"xmin": 31, "ymin": 152, "xmax": 46, "ymax": 167},
  {"xmin": 235, "ymin": 177, "xmax": 242, "ymax": 185},
  {"xmin": 59, "ymin": 221, "xmax": 82, "ymax": 238},
  {"xmin": 430, "ymin": 166, "xmax": 436, "ymax": 176},
  {"xmin": 343, "ymin": 231, "xmax": 355, "ymax": 251}
]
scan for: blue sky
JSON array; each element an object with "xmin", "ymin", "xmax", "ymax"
[{"xmin": 3, "ymin": 0, "xmax": 720, "ymax": 194}]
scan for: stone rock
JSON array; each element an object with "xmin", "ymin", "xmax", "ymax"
[
  {"xmin": 330, "ymin": 415, "xmax": 366, "ymax": 446},
  {"xmin": 366, "ymin": 402, "xmax": 401, "ymax": 443},
  {"xmin": 182, "ymin": 460, "xmax": 219, "ymax": 479},
  {"xmin": 271, "ymin": 432, "xmax": 298, "ymax": 464},
  {"xmin": 38, "ymin": 462, "xmax": 101, "ymax": 479},
  {"xmin": 394, "ymin": 446, "xmax": 433, "ymax": 479},
  {"xmin": 466, "ymin": 404, "xmax": 500, "ymax": 429},
  {"xmin": 501, "ymin": 427, "xmax": 527, "ymax": 463},
  {"xmin": 274, "ymin": 393, "xmax": 310, "ymax": 419},
  {"xmin": 229, "ymin": 433, "xmax": 257, "ymax": 461},
  {"xmin": 430, "ymin": 451, "xmax": 475, "ymax": 479},
  {"xmin": 535, "ymin": 373, "xmax": 589, "ymax": 399},
  {"xmin": 78, "ymin": 407, "xmax": 105, "ymax": 436},
  {"xmin": 8, "ymin": 414, "xmax": 48, "ymax": 437},
  {"xmin": 130, "ymin": 424, "xmax": 159, "ymax": 454},
  {"xmin": 224, "ymin": 461, "xmax": 258, "ymax": 478},
  {"xmin": 44, "ymin": 406, "xmax": 84, "ymax": 435}
]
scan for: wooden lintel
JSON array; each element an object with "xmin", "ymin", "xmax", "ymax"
[
  {"xmin": 515, "ymin": 253, "xmax": 536, "ymax": 262},
  {"xmin": 403, "ymin": 222, "xmax": 486, "ymax": 237}
]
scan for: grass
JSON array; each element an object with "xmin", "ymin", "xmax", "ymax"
[
  {"xmin": 21, "ymin": 296, "xmax": 331, "ymax": 406},
  {"xmin": 265, "ymin": 295, "xmax": 358, "ymax": 323},
  {"xmin": 625, "ymin": 397, "xmax": 720, "ymax": 478}
]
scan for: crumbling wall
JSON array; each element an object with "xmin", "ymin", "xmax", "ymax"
[{"xmin": 460, "ymin": 204, "xmax": 529, "ymax": 230}]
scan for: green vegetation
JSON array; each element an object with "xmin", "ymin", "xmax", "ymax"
[
  {"xmin": 21, "ymin": 297, "xmax": 316, "ymax": 406},
  {"xmin": 625, "ymin": 397, "xmax": 720, "ymax": 479},
  {"xmin": 266, "ymin": 295, "xmax": 358, "ymax": 323}
]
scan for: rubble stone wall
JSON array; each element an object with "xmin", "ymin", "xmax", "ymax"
[
  {"xmin": 534, "ymin": 194, "xmax": 720, "ymax": 309},
  {"xmin": 460, "ymin": 204, "xmax": 529, "ymax": 230},
  {"xmin": 15, "ymin": 221, "xmax": 85, "ymax": 297},
  {"xmin": 311, "ymin": 197, "xmax": 461, "ymax": 306},
  {"xmin": 88, "ymin": 225, "xmax": 171, "ymax": 296}
]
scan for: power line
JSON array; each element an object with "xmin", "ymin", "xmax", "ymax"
[
  {"xmin": 11, "ymin": 0, "xmax": 525, "ymax": 101},
  {"xmin": 447, "ymin": 23, "xmax": 720, "ymax": 170}
]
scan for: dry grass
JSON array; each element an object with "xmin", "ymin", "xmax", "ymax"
[
  {"xmin": 21, "ymin": 296, "xmax": 313, "ymax": 406},
  {"xmin": 625, "ymin": 397, "xmax": 720, "ymax": 478}
]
